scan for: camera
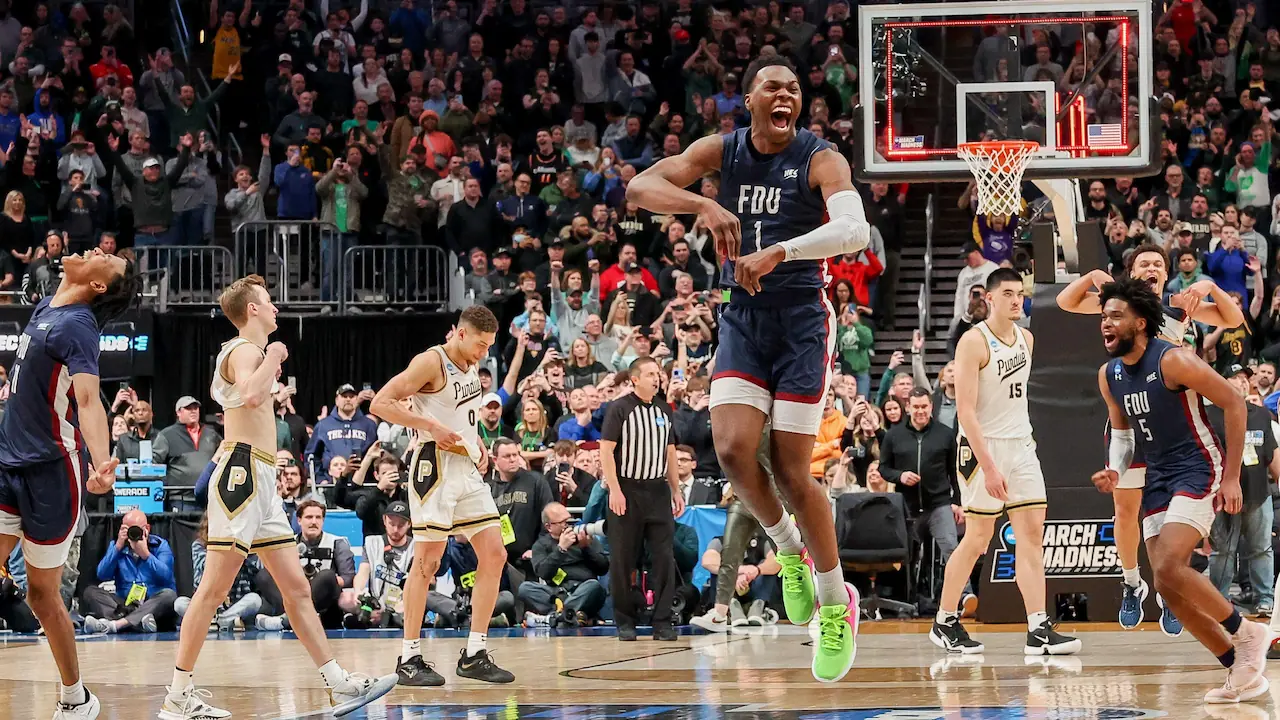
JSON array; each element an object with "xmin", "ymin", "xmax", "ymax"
[
  {"xmin": 299, "ymin": 545, "xmax": 332, "ymax": 580},
  {"xmin": 126, "ymin": 525, "xmax": 144, "ymax": 542},
  {"xmin": 354, "ymin": 593, "xmax": 381, "ymax": 625}
]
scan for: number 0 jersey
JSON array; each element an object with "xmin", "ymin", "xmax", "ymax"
[
  {"xmin": 960, "ymin": 321, "xmax": 1033, "ymax": 440},
  {"xmin": 412, "ymin": 345, "xmax": 483, "ymax": 451}
]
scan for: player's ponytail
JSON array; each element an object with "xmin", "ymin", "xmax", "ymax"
[{"xmin": 92, "ymin": 257, "xmax": 144, "ymax": 328}]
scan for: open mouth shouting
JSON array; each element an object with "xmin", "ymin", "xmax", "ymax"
[{"xmin": 770, "ymin": 106, "xmax": 793, "ymax": 130}]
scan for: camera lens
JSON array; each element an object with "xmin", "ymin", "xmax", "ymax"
[{"xmin": 126, "ymin": 525, "xmax": 144, "ymax": 542}]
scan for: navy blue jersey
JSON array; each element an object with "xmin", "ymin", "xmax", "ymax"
[
  {"xmin": 1104, "ymin": 338, "xmax": 1222, "ymax": 486},
  {"xmin": 0, "ymin": 299, "xmax": 99, "ymax": 467},
  {"xmin": 716, "ymin": 127, "xmax": 832, "ymax": 302}
]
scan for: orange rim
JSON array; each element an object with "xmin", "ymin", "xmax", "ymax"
[{"xmin": 957, "ymin": 141, "xmax": 1039, "ymax": 174}]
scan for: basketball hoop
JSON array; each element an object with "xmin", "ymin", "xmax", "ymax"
[{"xmin": 957, "ymin": 141, "xmax": 1039, "ymax": 218}]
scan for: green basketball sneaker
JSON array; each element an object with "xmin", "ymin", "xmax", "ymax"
[
  {"xmin": 777, "ymin": 550, "xmax": 816, "ymax": 625},
  {"xmin": 812, "ymin": 583, "xmax": 859, "ymax": 683}
]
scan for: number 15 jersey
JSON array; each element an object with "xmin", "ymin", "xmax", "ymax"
[{"xmin": 961, "ymin": 321, "xmax": 1033, "ymax": 441}]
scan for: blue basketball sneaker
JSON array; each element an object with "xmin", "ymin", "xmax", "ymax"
[
  {"xmin": 1156, "ymin": 593, "xmax": 1183, "ymax": 637},
  {"xmin": 1118, "ymin": 579, "xmax": 1148, "ymax": 630}
]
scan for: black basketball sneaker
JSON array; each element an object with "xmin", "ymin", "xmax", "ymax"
[
  {"xmin": 395, "ymin": 655, "xmax": 445, "ymax": 687},
  {"xmin": 456, "ymin": 649, "xmax": 515, "ymax": 683},
  {"xmin": 1024, "ymin": 620, "xmax": 1082, "ymax": 655},
  {"xmin": 929, "ymin": 616, "xmax": 985, "ymax": 654}
]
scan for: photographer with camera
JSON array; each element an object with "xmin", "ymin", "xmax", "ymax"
[
  {"xmin": 518, "ymin": 503, "xmax": 609, "ymax": 627},
  {"xmin": 0, "ymin": 564, "xmax": 37, "ymax": 632},
  {"xmin": 353, "ymin": 453, "xmax": 409, "ymax": 536},
  {"xmin": 254, "ymin": 500, "xmax": 354, "ymax": 630},
  {"xmin": 435, "ymin": 534, "xmax": 518, "ymax": 629},
  {"xmin": 81, "ymin": 510, "xmax": 178, "ymax": 634},
  {"xmin": 340, "ymin": 501, "xmax": 414, "ymax": 629},
  {"xmin": 22, "ymin": 230, "xmax": 65, "ymax": 303}
]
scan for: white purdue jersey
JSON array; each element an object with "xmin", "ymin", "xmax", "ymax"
[
  {"xmin": 211, "ymin": 338, "xmax": 258, "ymax": 410},
  {"xmin": 411, "ymin": 345, "xmax": 483, "ymax": 459},
  {"xmin": 961, "ymin": 321, "xmax": 1033, "ymax": 440}
]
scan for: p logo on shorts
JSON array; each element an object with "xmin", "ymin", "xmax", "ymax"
[
  {"xmin": 958, "ymin": 440, "xmax": 979, "ymax": 486},
  {"xmin": 217, "ymin": 459, "xmax": 256, "ymax": 519},
  {"xmin": 412, "ymin": 446, "xmax": 440, "ymax": 502}
]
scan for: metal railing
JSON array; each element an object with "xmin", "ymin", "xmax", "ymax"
[
  {"xmin": 918, "ymin": 193, "xmax": 935, "ymax": 333},
  {"xmin": 342, "ymin": 245, "xmax": 451, "ymax": 312},
  {"xmin": 234, "ymin": 220, "xmax": 347, "ymax": 310},
  {"xmin": 134, "ymin": 245, "xmax": 236, "ymax": 311}
]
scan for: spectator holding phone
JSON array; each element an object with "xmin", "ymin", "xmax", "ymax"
[
  {"xmin": 352, "ymin": 454, "xmax": 408, "ymax": 537},
  {"xmin": 304, "ymin": 383, "xmax": 378, "ymax": 477},
  {"xmin": 840, "ymin": 397, "xmax": 885, "ymax": 487},
  {"xmin": 542, "ymin": 440, "xmax": 597, "ymax": 506}
]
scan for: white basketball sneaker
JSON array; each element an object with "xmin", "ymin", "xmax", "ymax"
[
  {"xmin": 53, "ymin": 690, "xmax": 100, "ymax": 719},
  {"xmin": 157, "ymin": 686, "xmax": 231, "ymax": 719},
  {"xmin": 328, "ymin": 672, "xmax": 397, "ymax": 717}
]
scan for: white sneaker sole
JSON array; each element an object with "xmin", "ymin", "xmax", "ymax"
[
  {"xmin": 330, "ymin": 674, "xmax": 397, "ymax": 717},
  {"xmin": 1205, "ymin": 675, "xmax": 1270, "ymax": 704},
  {"xmin": 690, "ymin": 616, "xmax": 729, "ymax": 633},
  {"xmin": 1024, "ymin": 637, "xmax": 1083, "ymax": 656}
]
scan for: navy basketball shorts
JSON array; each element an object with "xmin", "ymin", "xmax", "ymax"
[
  {"xmin": 1140, "ymin": 468, "xmax": 1218, "ymax": 541},
  {"xmin": 1103, "ymin": 420, "xmax": 1147, "ymax": 490},
  {"xmin": 0, "ymin": 452, "xmax": 88, "ymax": 569},
  {"xmin": 710, "ymin": 298, "xmax": 836, "ymax": 435}
]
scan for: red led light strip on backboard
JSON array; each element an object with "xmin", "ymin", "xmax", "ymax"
[{"xmin": 883, "ymin": 17, "xmax": 1133, "ymax": 159}]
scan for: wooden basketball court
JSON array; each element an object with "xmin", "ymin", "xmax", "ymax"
[{"xmin": 0, "ymin": 621, "xmax": 1268, "ymax": 719}]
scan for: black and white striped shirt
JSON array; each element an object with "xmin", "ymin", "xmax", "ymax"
[{"xmin": 602, "ymin": 393, "xmax": 675, "ymax": 481}]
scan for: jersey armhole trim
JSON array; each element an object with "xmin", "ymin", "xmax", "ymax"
[
  {"xmin": 219, "ymin": 339, "xmax": 261, "ymax": 387},
  {"xmin": 417, "ymin": 346, "xmax": 447, "ymax": 395}
]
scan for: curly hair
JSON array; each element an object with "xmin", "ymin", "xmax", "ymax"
[{"xmin": 1099, "ymin": 277, "xmax": 1164, "ymax": 339}]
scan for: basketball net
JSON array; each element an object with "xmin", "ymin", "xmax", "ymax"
[{"xmin": 957, "ymin": 141, "xmax": 1039, "ymax": 218}]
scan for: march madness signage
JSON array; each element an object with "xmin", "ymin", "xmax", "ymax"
[{"xmin": 989, "ymin": 518, "xmax": 1121, "ymax": 583}]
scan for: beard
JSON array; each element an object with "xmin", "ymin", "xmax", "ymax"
[{"xmin": 1106, "ymin": 334, "xmax": 1137, "ymax": 358}]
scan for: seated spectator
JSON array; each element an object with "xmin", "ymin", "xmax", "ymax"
[
  {"xmin": 809, "ymin": 389, "xmax": 847, "ymax": 479},
  {"xmin": 81, "ymin": 510, "xmax": 177, "ymax": 634},
  {"xmin": 840, "ymin": 399, "xmax": 885, "ymax": 487},
  {"xmin": 277, "ymin": 450, "xmax": 316, "ymax": 527},
  {"xmin": 519, "ymin": 503, "xmax": 609, "ymax": 626},
  {"xmin": 257, "ymin": 498, "xmax": 355, "ymax": 631},
  {"xmin": 490, "ymin": 438, "xmax": 555, "ymax": 576},
  {"xmin": 353, "ymin": 454, "xmax": 407, "ymax": 537},
  {"xmin": 542, "ymin": 440, "xmax": 597, "ymax": 506},
  {"xmin": 699, "ymin": 527, "xmax": 780, "ymax": 626},
  {"xmin": 340, "ymin": 501, "xmax": 415, "ymax": 629},
  {"xmin": 22, "ymin": 231, "xmax": 66, "ymax": 303},
  {"xmin": 674, "ymin": 444, "xmax": 723, "ymax": 506},
  {"xmin": 113, "ymin": 398, "xmax": 157, "ymax": 463}
]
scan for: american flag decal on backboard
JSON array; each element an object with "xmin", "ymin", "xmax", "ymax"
[{"xmin": 1087, "ymin": 123, "xmax": 1123, "ymax": 147}]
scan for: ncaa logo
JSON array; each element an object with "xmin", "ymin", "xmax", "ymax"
[
  {"xmin": 1002, "ymin": 524, "xmax": 1017, "ymax": 546},
  {"xmin": 1114, "ymin": 363, "xmax": 1122, "ymax": 380}
]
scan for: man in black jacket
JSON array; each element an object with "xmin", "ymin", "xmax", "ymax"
[
  {"xmin": 517, "ymin": 502, "xmax": 610, "ymax": 626},
  {"xmin": 489, "ymin": 438, "xmax": 555, "ymax": 576},
  {"xmin": 877, "ymin": 389, "xmax": 963, "ymax": 587},
  {"xmin": 446, "ymin": 177, "xmax": 504, "ymax": 258}
]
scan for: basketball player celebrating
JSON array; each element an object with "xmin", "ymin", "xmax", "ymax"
[
  {"xmin": 1057, "ymin": 245, "xmax": 1243, "ymax": 634},
  {"xmin": 628, "ymin": 56, "xmax": 869, "ymax": 682},
  {"xmin": 369, "ymin": 306, "xmax": 514, "ymax": 686},
  {"xmin": 1094, "ymin": 277, "xmax": 1269, "ymax": 704},
  {"xmin": 0, "ymin": 248, "xmax": 138, "ymax": 719},
  {"xmin": 930, "ymin": 268, "xmax": 1081, "ymax": 656},
  {"xmin": 161, "ymin": 275, "xmax": 396, "ymax": 719}
]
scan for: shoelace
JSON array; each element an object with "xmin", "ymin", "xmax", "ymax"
[
  {"xmin": 780, "ymin": 559, "xmax": 806, "ymax": 595},
  {"xmin": 179, "ymin": 688, "xmax": 219, "ymax": 714},
  {"xmin": 817, "ymin": 607, "xmax": 848, "ymax": 652},
  {"xmin": 340, "ymin": 671, "xmax": 379, "ymax": 692}
]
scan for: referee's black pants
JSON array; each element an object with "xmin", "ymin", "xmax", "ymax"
[{"xmin": 608, "ymin": 478, "xmax": 676, "ymax": 630}]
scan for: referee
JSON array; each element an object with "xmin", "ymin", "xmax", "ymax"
[{"xmin": 601, "ymin": 357, "xmax": 686, "ymax": 642}]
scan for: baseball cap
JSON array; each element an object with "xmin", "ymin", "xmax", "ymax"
[
  {"xmin": 673, "ymin": 28, "xmax": 690, "ymax": 43},
  {"xmin": 175, "ymin": 396, "xmax": 201, "ymax": 411},
  {"xmin": 142, "ymin": 158, "xmax": 162, "ymax": 170},
  {"xmin": 384, "ymin": 501, "xmax": 411, "ymax": 521},
  {"xmin": 278, "ymin": 53, "xmax": 293, "ymax": 64},
  {"xmin": 493, "ymin": 247, "xmax": 513, "ymax": 258},
  {"xmin": 481, "ymin": 393, "xmax": 502, "ymax": 407},
  {"xmin": 336, "ymin": 383, "xmax": 357, "ymax": 396},
  {"xmin": 548, "ymin": 239, "xmax": 565, "ymax": 249},
  {"xmin": 623, "ymin": 261, "xmax": 642, "ymax": 274},
  {"xmin": 960, "ymin": 241, "xmax": 982, "ymax": 257},
  {"xmin": 1227, "ymin": 363, "xmax": 1253, "ymax": 378},
  {"xmin": 1176, "ymin": 222, "xmax": 1193, "ymax": 235}
]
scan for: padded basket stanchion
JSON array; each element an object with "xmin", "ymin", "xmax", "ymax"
[{"xmin": 957, "ymin": 141, "xmax": 1040, "ymax": 217}]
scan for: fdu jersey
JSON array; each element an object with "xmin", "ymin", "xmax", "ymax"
[
  {"xmin": 0, "ymin": 299, "xmax": 100, "ymax": 467},
  {"xmin": 716, "ymin": 127, "xmax": 832, "ymax": 301},
  {"xmin": 1105, "ymin": 338, "xmax": 1222, "ymax": 487}
]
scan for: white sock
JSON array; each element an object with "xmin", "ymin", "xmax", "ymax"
[
  {"xmin": 60, "ymin": 680, "xmax": 86, "ymax": 706},
  {"xmin": 402, "ymin": 638, "xmax": 421, "ymax": 660},
  {"xmin": 318, "ymin": 659, "xmax": 346, "ymax": 688},
  {"xmin": 762, "ymin": 514, "xmax": 804, "ymax": 556},
  {"xmin": 169, "ymin": 669, "xmax": 193, "ymax": 694},
  {"xmin": 936, "ymin": 609, "xmax": 960, "ymax": 624},
  {"xmin": 466, "ymin": 632, "xmax": 487, "ymax": 656},
  {"xmin": 815, "ymin": 566, "xmax": 849, "ymax": 607},
  {"xmin": 1122, "ymin": 566, "xmax": 1141, "ymax": 587},
  {"xmin": 1028, "ymin": 611, "xmax": 1048, "ymax": 631}
]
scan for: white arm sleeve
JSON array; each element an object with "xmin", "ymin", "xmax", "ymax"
[
  {"xmin": 777, "ymin": 190, "xmax": 872, "ymax": 261},
  {"xmin": 1107, "ymin": 427, "xmax": 1136, "ymax": 475}
]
